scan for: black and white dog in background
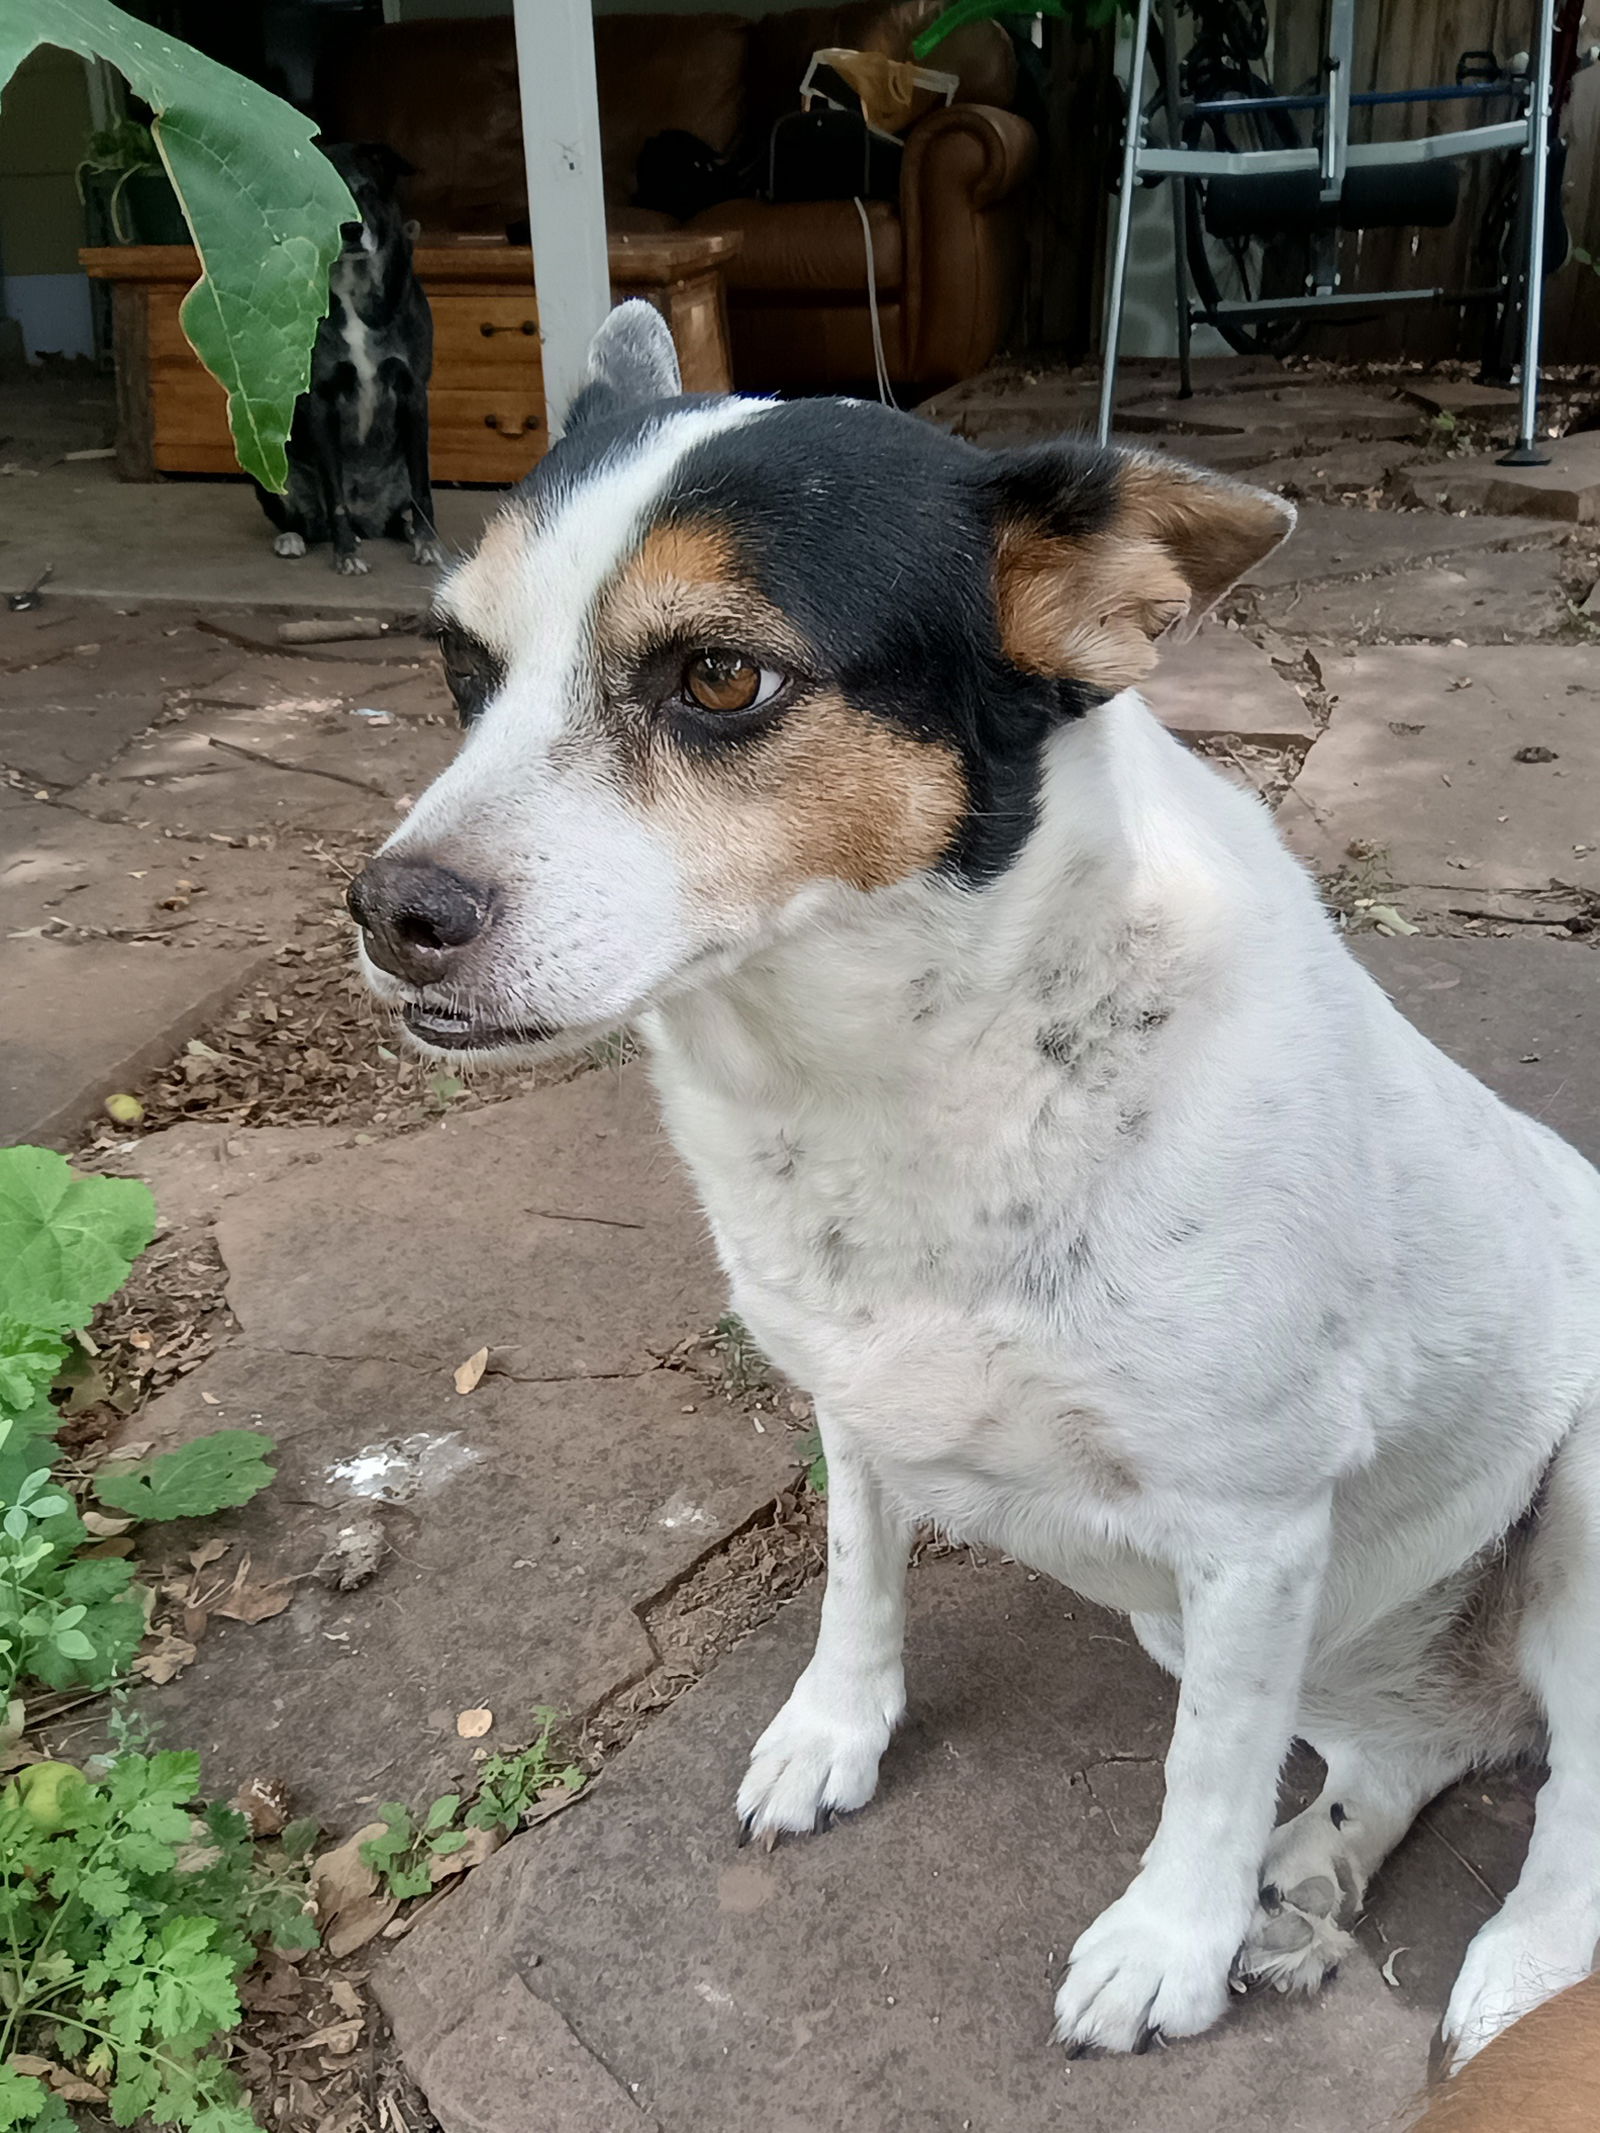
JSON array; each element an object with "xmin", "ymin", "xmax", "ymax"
[{"xmin": 256, "ymin": 142, "xmax": 440, "ymax": 576}]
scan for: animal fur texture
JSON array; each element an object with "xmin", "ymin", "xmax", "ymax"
[
  {"xmin": 346, "ymin": 304, "xmax": 1600, "ymax": 2069},
  {"xmin": 255, "ymin": 143, "xmax": 440, "ymax": 576}
]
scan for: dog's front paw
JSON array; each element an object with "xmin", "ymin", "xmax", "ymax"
[
  {"xmin": 335, "ymin": 551, "xmax": 371, "ymax": 576},
  {"xmin": 1440, "ymin": 1907, "xmax": 1596, "ymax": 2072},
  {"xmin": 411, "ymin": 538, "xmax": 444, "ymax": 568},
  {"xmin": 273, "ymin": 531, "xmax": 307, "ymax": 558},
  {"xmin": 1053, "ymin": 1880, "xmax": 1239, "ymax": 2054},
  {"xmin": 735, "ymin": 1664, "xmax": 904, "ymax": 1847}
]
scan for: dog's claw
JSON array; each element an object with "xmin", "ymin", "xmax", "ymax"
[{"xmin": 735, "ymin": 1813, "xmax": 754, "ymax": 1850}]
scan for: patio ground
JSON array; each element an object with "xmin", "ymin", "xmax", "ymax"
[{"xmin": 5, "ymin": 358, "xmax": 1599, "ymax": 2133}]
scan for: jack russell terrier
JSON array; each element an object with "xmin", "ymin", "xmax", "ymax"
[{"xmin": 346, "ymin": 305, "xmax": 1600, "ymax": 2070}]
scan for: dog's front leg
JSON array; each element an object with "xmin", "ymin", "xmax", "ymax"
[
  {"xmin": 737, "ymin": 1425, "xmax": 912, "ymax": 1845},
  {"xmin": 1053, "ymin": 1506, "xmax": 1331, "ymax": 2055}
]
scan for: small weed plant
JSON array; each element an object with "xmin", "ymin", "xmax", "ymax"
[
  {"xmin": 0, "ymin": 1148, "xmax": 300, "ymax": 2132},
  {"xmin": 360, "ymin": 1712, "xmax": 586, "ymax": 1903}
]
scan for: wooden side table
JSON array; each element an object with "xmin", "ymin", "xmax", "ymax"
[{"xmin": 79, "ymin": 230, "xmax": 740, "ymax": 484}]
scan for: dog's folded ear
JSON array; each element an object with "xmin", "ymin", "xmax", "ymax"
[
  {"xmin": 564, "ymin": 301, "xmax": 684, "ymax": 437},
  {"xmin": 985, "ymin": 444, "xmax": 1294, "ymax": 694}
]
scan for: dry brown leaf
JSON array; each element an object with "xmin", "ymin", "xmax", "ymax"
[
  {"xmin": 455, "ymin": 1707, "xmax": 493, "ymax": 1739},
  {"xmin": 81, "ymin": 1510, "xmax": 134, "ymax": 1539},
  {"xmin": 328, "ymin": 1979, "xmax": 363, "ymax": 2019},
  {"xmin": 189, "ymin": 1538, "xmax": 230, "ymax": 1571},
  {"xmin": 232, "ymin": 1775, "xmax": 292, "ymax": 1837},
  {"xmin": 309, "ymin": 1823, "xmax": 399, "ymax": 1957},
  {"xmin": 427, "ymin": 1823, "xmax": 505, "ymax": 1883},
  {"xmin": 291, "ymin": 2017, "xmax": 364, "ymax": 2055},
  {"xmin": 135, "ymin": 1632, "xmax": 198, "ymax": 1685},
  {"xmin": 453, "ymin": 1345, "xmax": 489, "ymax": 1395},
  {"xmin": 10, "ymin": 2058, "xmax": 108, "ymax": 2105},
  {"xmin": 212, "ymin": 1555, "xmax": 296, "ymax": 1624}
]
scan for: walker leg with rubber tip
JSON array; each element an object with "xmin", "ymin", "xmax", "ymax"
[
  {"xmin": 1161, "ymin": 0, "xmax": 1192, "ymax": 399},
  {"xmin": 1500, "ymin": 0, "xmax": 1556, "ymax": 467},
  {"xmin": 1098, "ymin": 0, "xmax": 1155, "ymax": 445}
]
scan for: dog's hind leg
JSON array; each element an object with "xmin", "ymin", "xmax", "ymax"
[
  {"xmin": 1236, "ymin": 1735, "xmax": 1470, "ymax": 1994},
  {"xmin": 1443, "ymin": 1406, "xmax": 1600, "ymax": 2069},
  {"xmin": 736, "ymin": 1425, "xmax": 911, "ymax": 1846}
]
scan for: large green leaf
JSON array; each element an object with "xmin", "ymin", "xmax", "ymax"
[
  {"xmin": 0, "ymin": 1148, "xmax": 155, "ymax": 1333},
  {"xmin": 95, "ymin": 1430, "xmax": 277, "ymax": 1522},
  {"xmin": 0, "ymin": 0, "xmax": 355, "ymax": 489}
]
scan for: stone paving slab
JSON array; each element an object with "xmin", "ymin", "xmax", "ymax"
[
  {"xmin": 118, "ymin": 1063, "xmax": 795, "ymax": 1819},
  {"xmin": 1245, "ymin": 503, "xmax": 1570, "ymax": 588},
  {"xmin": 1143, "ymin": 627, "xmax": 1315, "ymax": 746},
  {"xmin": 214, "ymin": 1069, "xmax": 717, "ymax": 1378},
  {"xmin": 0, "ymin": 457, "xmax": 496, "ymax": 613},
  {"xmin": 1, "ymin": 932, "xmax": 270, "ymax": 1149},
  {"xmin": 131, "ymin": 1345, "xmax": 790, "ymax": 1822},
  {"xmin": 381, "ymin": 1561, "xmax": 1440, "ymax": 2133},
  {"xmin": 1121, "ymin": 385, "xmax": 1421, "ymax": 443},
  {"xmin": 1351, "ymin": 934, "xmax": 1599, "ymax": 1168},
  {"xmin": 1254, "ymin": 549, "xmax": 1573, "ymax": 644},
  {"xmin": 1400, "ymin": 430, "xmax": 1600, "ymax": 522},
  {"xmin": 1400, "ymin": 380, "xmax": 1522, "ymax": 418},
  {"xmin": 1284, "ymin": 644, "xmax": 1598, "ymax": 894}
]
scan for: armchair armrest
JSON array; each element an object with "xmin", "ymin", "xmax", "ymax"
[
  {"xmin": 902, "ymin": 102, "xmax": 1037, "ymax": 212},
  {"xmin": 899, "ymin": 104, "xmax": 1038, "ymax": 388}
]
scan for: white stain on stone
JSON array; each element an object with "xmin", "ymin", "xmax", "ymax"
[
  {"xmin": 655, "ymin": 1490, "xmax": 714, "ymax": 1532},
  {"xmin": 327, "ymin": 1431, "xmax": 480, "ymax": 1503}
]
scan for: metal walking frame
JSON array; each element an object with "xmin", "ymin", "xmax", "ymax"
[{"xmin": 1096, "ymin": 0, "xmax": 1558, "ymax": 463}]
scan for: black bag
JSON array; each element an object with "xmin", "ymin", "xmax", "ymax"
[
  {"xmin": 767, "ymin": 104, "xmax": 901, "ymax": 204},
  {"xmin": 634, "ymin": 129, "xmax": 745, "ymax": 221}
]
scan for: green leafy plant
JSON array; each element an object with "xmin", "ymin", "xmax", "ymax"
[
  {"xmin": 0, "ymin": 1749, "xmax": 315, "ymax": 2133},
  {"xmin": 1, "ymin": 1, "xmax": 355, "ymax": 488},
  {"xmin": 0, "ymin": 1148, "xmax": 277, "ymax": 1726},
  {"xmin": 467, "ymin": 1717, "xmax": 587, "ymax": 1835},
  {"xmin": 359, "ymin": 1714, "xmax": 586, "ymax": 1903},
  {"xmin": 73, "ymin": 115, "xmax": 161, "ymax": 241}
]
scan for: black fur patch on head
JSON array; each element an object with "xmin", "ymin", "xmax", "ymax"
[{"xmin": 647, "ymin": 400, "xmax": 1115, "ymax": 883}]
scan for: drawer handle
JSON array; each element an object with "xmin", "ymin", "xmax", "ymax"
[
  {"xmin": 483, "ymin": 413, "xmax": 542, "ymax": 438},
  {"xmin": 479, "ymin": 319, "xmax": 537, "ymax": 337}
]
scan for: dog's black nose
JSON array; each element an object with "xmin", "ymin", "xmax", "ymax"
[{"xmin": 346, "ymin": 857, "xmax": 491, "ymax": 986}]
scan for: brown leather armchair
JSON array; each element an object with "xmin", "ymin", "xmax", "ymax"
[{"xmin": 322, "ymin": 3, "xmax": 1037, "ymax": 397}]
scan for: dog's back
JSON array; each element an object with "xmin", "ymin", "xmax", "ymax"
[{"xmin": 1409, "ymin": 1975, "xmax": 1600, "ymax": 2131}]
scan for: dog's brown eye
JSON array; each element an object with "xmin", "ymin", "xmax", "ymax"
[{"xmin": 682, "ymin": 649, "xmax": 781, "ymax": 715}]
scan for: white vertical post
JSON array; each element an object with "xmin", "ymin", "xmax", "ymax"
[{"xmin": 511, "ymin": 0, "xmax": 611, "ymax": 434}]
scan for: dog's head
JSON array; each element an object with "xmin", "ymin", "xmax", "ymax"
[
  {"xmin": 347, "ymin": 304, "xmax": 1292, "ymax": 1058},
  {"xmin": 322, "ymin": 141, "xmax": 416, "ymax": 259}
]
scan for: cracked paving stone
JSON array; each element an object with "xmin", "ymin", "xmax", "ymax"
[
  {"xmin": 1243, "ymin": 503, "xmax": 1570, "ymax": 588},
  {"xmin": 378, "ymin": 1558, "xmax": 1449, "ymax": 2133},
  {"xmin": 129, "ymin": 1344, "xmax": 794, "ymax": 1821}
]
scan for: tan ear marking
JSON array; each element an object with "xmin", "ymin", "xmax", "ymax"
[{"xmin": 992, "ymin": 453, "xmax": 1292, "ymax": 692}]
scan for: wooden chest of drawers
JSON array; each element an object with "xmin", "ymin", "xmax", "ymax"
[{"xmin": 81, "ymin": 234, "xmax": 738, "ymax": 485}]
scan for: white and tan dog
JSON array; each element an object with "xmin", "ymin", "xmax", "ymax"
[{"xmin": 347, "ymin": 306, "xmax": 1600, "ymax": 2067}]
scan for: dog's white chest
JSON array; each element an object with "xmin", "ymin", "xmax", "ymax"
[
  {"xmin": 652, "ymin": 1031, "xmax": 1182, "ymax": 1614},
  {"xmin": 335, "ymin": 296, "xmax": 382, "ymax": 440}
]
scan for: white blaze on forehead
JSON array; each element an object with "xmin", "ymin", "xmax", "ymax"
[{"xmin": 435, "ymin": 397, "xmax": 773, "ymax": 746}]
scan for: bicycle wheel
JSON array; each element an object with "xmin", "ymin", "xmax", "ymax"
[{"xmin": 1181, "ymin": 104, "xmax": 1314, "ymax": 356}]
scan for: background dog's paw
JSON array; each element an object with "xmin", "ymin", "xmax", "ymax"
[
  {"xmin": 1234, "ymin": 1877, "xmax": 1355, "ymax": 1997},
  {"xmin": 1440, "ymin": 1910, "xmax": 1596, "ymax": 2073},
  {"xmin": 273, "ymin": 531, "xmax": 307, "ymax": 558},
  {"xmin": 1053, "ymin": 1884, "xmax": 1237, "ymax": 2054},
  {"xmin": 734, "ymin": 1668, "xmax": 902, "ymax": 1848},
  {"xmin": 335, "ymin": 552, "xmax": 371, "ymax": 576},
  {"xmin": 411, "ymin": 539, "xmax": 445, "ymax": 568}
]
